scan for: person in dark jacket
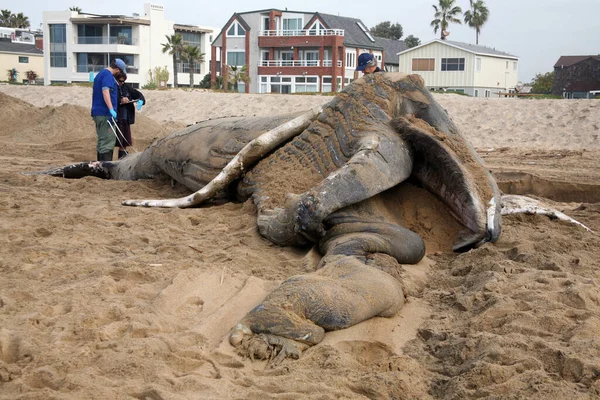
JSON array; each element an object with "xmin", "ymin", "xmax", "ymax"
[
  {"xmin": 115, "ymin": 72, "xmax": 145, "ymax": 159},
  {"xmin": 356, "ymin": 53, "xmax": 384, "ymax": 75}
]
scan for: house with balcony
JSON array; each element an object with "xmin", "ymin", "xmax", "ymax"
[
  {"xmin": 211, "ymin": 9, "xmax": 389, "ymax": 94},
  {"xmin": 42, "ymin": 3, "xmax": 215, "ymax": 87},
  {"xmin": 398, "ymin": 40, "xmax": 519, "ymax": 97}
]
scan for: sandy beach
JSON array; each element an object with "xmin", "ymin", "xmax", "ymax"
[{"xmin": 1, "ymin": 82, "xmax": 599, "ymax": 399}]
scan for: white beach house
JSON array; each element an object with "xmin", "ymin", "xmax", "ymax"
[{"xmin": 398, "ymin": 39, "xmax": 519, "ymax": 97}]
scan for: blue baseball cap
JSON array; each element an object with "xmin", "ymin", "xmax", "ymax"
[
  {"xmin": 356, "ymin": 53, "xmax": 376, "ymax": 71},
  {"xmin": 115, "ymin": 58, "xmax": 127, "ymax": 73}
]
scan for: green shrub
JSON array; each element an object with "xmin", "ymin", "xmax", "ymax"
[{"xmin": 142, "ymin": 81, "xmax": 157, "ymax": 90}]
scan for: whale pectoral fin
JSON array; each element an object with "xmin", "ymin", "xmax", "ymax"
[{"xmin": 238, "ymin": 334, "xmax": 310, "ymax": 366}]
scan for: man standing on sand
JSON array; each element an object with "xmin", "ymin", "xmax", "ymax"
[
  {"xmin": 355, "ymin": 53, "xmax": 384, "ymax": 75},
  {"xmin": 91, "ymin": 59, "xmax": 127, "ymax": 161}
]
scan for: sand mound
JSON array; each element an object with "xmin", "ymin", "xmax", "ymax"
[{"xmin": 0, "ymin": 85, "xmax": 599, "ymax": 399}]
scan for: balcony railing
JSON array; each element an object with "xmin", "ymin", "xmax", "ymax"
[
  {"xmin": 77, "ymin": 64, "xmax": 139, "ymax": 74},
  {"xmin": 176, "ymin": 62, "xmax": 201, "ymax": 74},
  {"xmin": 260, "ymin": 60, "xmax": 343, "ymax": 67},
  {"xmin": 76, "ymin": 36, "xmax": 139, "ymax": 45},
  {"xmin": 259, "ymin": 29, "xmax": 344, "ymax": 37}
]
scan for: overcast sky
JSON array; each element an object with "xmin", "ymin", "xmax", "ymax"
[{"xmin": 15, "ymin": 0, "xmax": 600, "ymax": 82}]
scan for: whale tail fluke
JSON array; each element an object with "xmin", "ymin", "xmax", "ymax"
[{"xmin": 21, "ymin": 161, "xmax": 113, "ymax": 180}]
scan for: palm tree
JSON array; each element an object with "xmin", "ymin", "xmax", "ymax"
[
  {"xmin": 161, "ymin": 33, "xmax": 183, "ymax": 88},
  {"xmin": 464, "ymin": 0, "xmax": 489, "ymax": 44},
  {"xmin": 228, "ymin": 65, "xmax": 251, "ymax": 93},
  {"xmin": 0, "ymin": 10, "xmax": 12, "ymax": 26},
  {"xmin": 181, "ymin": 45, "xmax": 204, "ymax": 89},
  {"xmin": 69, "ymin": 7, "xmax": 82, "ymax": 12},
  {"xmin": 12, "ymin": 13, "xmax": 30, "ymax": 29},
  {"xmin": 430, "ymin": 0, "xmax": 462, "ymax": 40}
]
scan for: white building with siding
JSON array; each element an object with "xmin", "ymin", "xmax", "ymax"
[
  {"xmin": 42, "ymin": 3, "xmax": 215, "ymax": 87},
  {"xmin": 398, "ymin": 40, "xmax": 519, "ymax": 97}
]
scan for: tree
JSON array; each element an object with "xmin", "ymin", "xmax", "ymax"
[
  {"xmin": 530, "ymin": 72, "xmax": 554, "ymax": 94},
  {"xmin": 228, "ymin": 65, "xmax": 251, "ymax": 93},
  {"xmin": 161, "ymin": 33, "xmax": 184, "ymax": 88},
  {"xmin": 181, "ymin": 45, "xmax": 204, "ymax": 89},
  {"xmin": 0, "ymin": 10, "xmax": 30, "ymax": 28},
  {"xmin": 69, "ymin": 7, "xmax": 82, "ymax": 12},
  {"xmin": 370, "ymin": 21, "xmax": 403, "ymax": 40},
  {"xmin": 431, "ymin": 0, "xmax": 462, "ymax": 40},
  {"xmin": 464, "ymin": 0, "xmax": 489, "ymax": 44},
  {"xmin": 404, "ymin": 35, "xmax": 421, "ymax": 48},
  {"xmin": 0, "ymin": 10, "xmax": 12, "ymax": 26},
  {"xmin": 12, "ymin": 12, "xmax": 29, "ymax": 28}
]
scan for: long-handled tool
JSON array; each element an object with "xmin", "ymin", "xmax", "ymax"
[{"xmin": 108, "ymin": 117, "xmax": 138, "ymax": 155}]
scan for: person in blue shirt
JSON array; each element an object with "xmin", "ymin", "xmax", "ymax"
[
  {"xmin": 355, "ymin": 53, "xmax": 384, "ymax": 75},
  {"xmin": 91, "ymin": 58, "xmax": 127, "ymax": 161}
]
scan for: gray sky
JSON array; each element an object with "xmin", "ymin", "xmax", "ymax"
[{"xmin": 16, "ymin": 0, "xmax": 600, "ymax": 82}]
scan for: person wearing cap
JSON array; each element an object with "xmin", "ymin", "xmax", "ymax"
[
  {"xmin": 91, "ymin": 58, "xmax": 127, "ymax": 161},
  {"xmin": 356, "ymin": 53, "xmax": 383, "ymax": 75}
]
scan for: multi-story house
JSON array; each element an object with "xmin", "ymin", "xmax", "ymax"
[
  {"xmin": 552, "ymin": 55, "xmax": 600, "ymax": 99},
  {"xmin": 211, "ymin": 9, "xmax": 389, "ymax": 93},
  {"xmin": 42, "ymin": 3, "xmax": 215, "ymax": 87},
  {"xmin": 398, "ymin": 39, "xmax": 519, "ymax": 97}
]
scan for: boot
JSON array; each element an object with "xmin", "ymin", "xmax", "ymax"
[
  {"xmin": 98, "ymin": 152, "xmax": 113, "ymax": 161},
  {"xmin": 118, "ymin": 149, "xmax": 127, "ymax": 159}
]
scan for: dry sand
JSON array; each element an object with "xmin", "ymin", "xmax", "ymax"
[{"xmin": 0, "ymin": 83, "xmax": 599, "ymax": 399}]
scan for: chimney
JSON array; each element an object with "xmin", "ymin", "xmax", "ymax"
[{"xmin": 35, "ymin": 37, "xmax": 44, "ymax": 50}]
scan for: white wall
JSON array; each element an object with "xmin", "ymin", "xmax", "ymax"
[
  {"xmin": 399, "ymin": 41, "xmax": 475, "ymax": 88},
  {"xmin": 399, "ymin": 41, "xmax": 519, "ymax": 97}
]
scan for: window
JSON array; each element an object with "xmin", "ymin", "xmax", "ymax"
[
  {"xmin": 181, "ymin": 32, "xmax": 202, "ymax": 46},
  {"xmin": 513, "ymin": 62, "xmax": 517, "ymax": 71},
  {"xmin": 227, "ymin": 21, "xmax": 246, "ymax": 37},
  {"xmin": 412, "ymin": 58, "xmax": 435, "ymax": 71},
  {"xmin": 346, "ymin": 52, "xmax": 356, "ymax": 69},
  {"xmin": 304, "ymin": 50, "xmax": 319, "ymax": 66},
  {"xmin": 49, "ymin": 24, "xmax": 67, "ymax": 68},
  {"xmin": 263, "ymin": 16, "xmax": 270, "ymax": 31},
  {"xmin": 18, "ymin": 56, "xmax": 29, "ymax": 63},
  {"xmin": 485, "ymin": 89, "xmax": 491, "ymax": 98},
  {"xmin": 110, "ymin": 26, "xmax": 133, "ymax": 44},
  {"xmin": 280, "ymin": 51, "xmax": 293, "ymax": 66},
  {"xmin": 308, "ymin": 20, "xmax": 325, "ymax": 36},
  {"xmin": 441, "ymin": 58, "xmax": 465, "ymax": 71},
  {"xmin": 282, "ymin": 18, "xmax": 302, "ymax": 36},
  {"xmin": 261, "ymin": 50, "xmax": 269, "ymax": 66},
  {"xmin": 474, "ymin": 89, "xmax": 479, "ymax": 97},
  {"xmin": 226, "ymin": 51, "xmax": 245, "ymax": 66},
  {"xmin": 506, "ymin": 61, "xmax": 509, "ymax": 69},
  {"xmin": 295, "ymin": 76, "xmax": 318, "ymax": 93},
  {"xmin": 476, "ymin": 57, "xmax": 481, "ymax": 72},
  {"xmin": 356, "ymin": 21, "xmax": 375, "ymax": 42},
  {"xmin": 322, "ymin": 76, "xmax": 332, "ymax": 92},
  {"xmin": 77, "ymin": 24, "xmax": 103, "ymax": 44}
]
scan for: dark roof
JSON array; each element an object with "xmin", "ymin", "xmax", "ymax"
[
  {"xmin": 554, "ymin": 55, "xmax": 600, "ymax": 68},
  {"xmin": 318, "ymin": 13, "xmax": 382, "ymax": 50},
  {"xmin": 0, "ymin": 40, "xmax": 43, "ymax": 54},
  {"xmin": 374, "ymin": 37, "xmax": 406, "ymax": 65},
  {"xmin": 400, "ymin": 39, "xmax": 518, "ymax": 59}
]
